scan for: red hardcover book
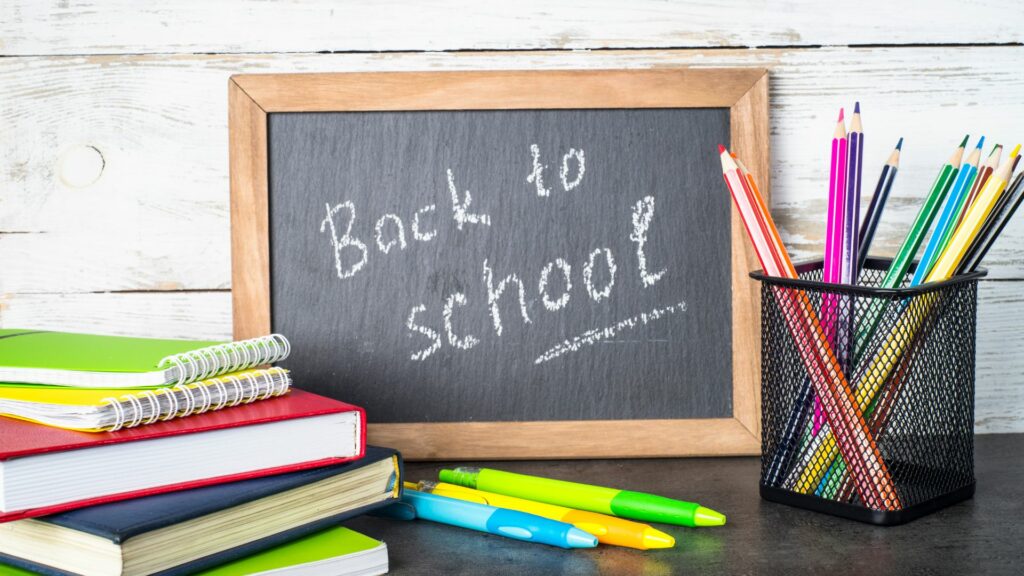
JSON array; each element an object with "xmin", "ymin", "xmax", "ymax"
[{"xmin": 0, "ymin": 389, "xmax": 365, "ymax": 522}]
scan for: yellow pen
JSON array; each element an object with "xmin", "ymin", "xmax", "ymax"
[{"xmin": 415, "ymin": 480, "xmax": 675, "ymax": 550}]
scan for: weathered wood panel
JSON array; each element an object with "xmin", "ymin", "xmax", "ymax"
[
  {"xmin": 0, "ymin": 291, "xmax": 230, "ymax": 340},
  {"xmin": 1, "ymin": 1, "xmax": 1019, "ymax": 56},
  {"xmin": 3, "ymin": 48, "xmax": 1023, "ymax": 292}
]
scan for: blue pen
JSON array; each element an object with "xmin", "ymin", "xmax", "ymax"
[{"xmin": 400, "ymin": 484, "xmax": 598, "ymax": 549}]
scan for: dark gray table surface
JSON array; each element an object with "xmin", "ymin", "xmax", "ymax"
[{"xmin": 345, "ymin": 433, "xmax": 1024, "ymax": 575}]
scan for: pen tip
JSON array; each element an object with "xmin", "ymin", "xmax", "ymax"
[
  {"xmin": 959, "ymin": 134, "xmax": 969, "ymax": 148},
  {"xmin": 838, "ymin": 108, "xmax": 844, "ymax": 122},
  {"xmin": 896, "ymin": 137, "xmax": 903, "ymax": 150},
  {"xmin": 641, "ymin": 527, "xmax": 676, "ymax": 549},
  {"xmin": 717, "ymin": 144, "xmax": 727, "ymax": 154},
  {"xmin": 566, "ymin": 528, "xmax": 599, "ymax": 549},
  {"xmin": 854, "ymin": 101, "xmax": 860, "ymax": 114},
  {"xmin": 693, "ymin": 506, "xmax": 727, "ymax": 527},
  {"xmin": 976, "ymin": 136, "xmax": 985, "ymax": 150}
]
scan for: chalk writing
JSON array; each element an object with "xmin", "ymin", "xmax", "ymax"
[
  {"xmin": 583, "ymin": 248, "xmax": 617, "ymax": 302},
  {"xmin": 538, "ymin": 258, "xmax": 572, "ymax": 311},
  {"xmin": 630, "ymin": 196, "xmax": 667, "ymax": 287},
  {"xmin": 447, "ymin": 168, "xmax": 491, "ymax": 230},
  {"xmin": 560, "ymin": 148, "xmax": 585, "ymax": 191},
  {"xmin": 320, "ymin": 201, "xmax": 368, "ymax": 279},
  {"xmin": 374, "ymin": 213, "xmax": 407, "ymax": 254},
  {"xmin": 483, "ymin": 259, "xmax": 532, "ymax": 336},
  {"xmin": 321, "ymin": 143, "xmax": 683, "ymax": 366},
  {"xmin": 407, "ymin": 304, "xmax": 442, "ymax": 361},
  {"xmin": 527, "ymin": 144, "xmax": 552, "ymax": 197},
  {"xmin": 534, "ymin": 301, "xmax": 688, "ymax": 364},
  {"xmin": 443, "ymin": 292, "xmax": 479, "ymax": 350},
  {"xmin": 412, "ymin": 204, "xmax": 437, "ymax": 242}
]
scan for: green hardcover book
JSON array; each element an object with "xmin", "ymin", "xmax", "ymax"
[
  {"xmin": 199, "ymin": 526, "xmax": 388, "ymax": 576},
  {"xmin": 0, "ymin": 329, "xmax": 290, "ymax": 388}
]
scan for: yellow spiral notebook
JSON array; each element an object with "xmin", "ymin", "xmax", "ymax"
[{"xmin": 0, "ymin": 368, "xmax": 292, "ymax": 432}]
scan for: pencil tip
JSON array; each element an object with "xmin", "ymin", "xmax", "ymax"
[
  {"xmin": 896, "ymin": 137, "xmax": 903, "ymax": 150},
  {"xmin": 838, "ymin": 108, "xmax": 844, "ymax": 122},
  {"xmin": 959, "ymin": 134, "xmax": 969, "ymax": 148},
  {"xmin": 976, "ymin": 136, "xmax": 985, "ymax": 150},
  {"xmin": 718, "ymin": 144, "xmax": 727, "ymax": 154},
  {"xmin": 854, "ymin": 102, "xmax": 860, "ymax": 114}
]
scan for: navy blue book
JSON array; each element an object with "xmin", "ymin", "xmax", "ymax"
[{"xmin": 0, "ymin": 446, "xmax": 402, "ymax": 576}]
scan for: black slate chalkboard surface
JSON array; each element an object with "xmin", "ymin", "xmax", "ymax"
[
  {"xmin": 268, "ymin": 108, "xmax": 731, "ymax": 423},
  {"xmin": 229, "ymin": 69, "xmax": 768, "ymax": 458}
]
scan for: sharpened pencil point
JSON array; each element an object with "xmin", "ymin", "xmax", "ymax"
[
  {"xmin": 838, "ymin": 108, "xmax": 844, "ymax": 122},
  {"xmin": 854, "ymin": 102, "xmax": 860, "ymax": 114},
  {"xmin": 959, "ymin": 134, "xmax": 969, "ymax": 148},
  {"xmin": 976, "ymin": 136, "xmax": 985, "ymax": 150},
  {"xmin": 718, "ymin": 144, "xmax": 727, "ymax": 154},
  {"xmin": 896, "ymin": 137, "xmax": 903, "ymax": 150}
]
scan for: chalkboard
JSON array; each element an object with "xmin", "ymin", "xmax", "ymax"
[{"xmin": 230, "ymin": 70, "xmax": 768, "ymax": 458}]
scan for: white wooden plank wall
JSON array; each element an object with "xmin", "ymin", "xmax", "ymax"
[{"xmin": 1, "ymin": 2, "xmax": 1022, "ymax": 432}]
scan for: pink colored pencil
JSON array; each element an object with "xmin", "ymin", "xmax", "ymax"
[{"xmin": 814, "ymin": 108, "xmax": 848, "ymax": 433}]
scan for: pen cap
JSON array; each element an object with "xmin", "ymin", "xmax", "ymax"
[{"xmin": 609, "ymin": 490, "xmax": 723, "ymax": 526}]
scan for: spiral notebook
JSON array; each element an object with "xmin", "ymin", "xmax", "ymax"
[
  {"xmin": 0, "ymin": 329, "xmax": 290, "ymax": 388},
  {"xmin": 0, "ymin": 367, "xmax": 291, "ymax": 432}
]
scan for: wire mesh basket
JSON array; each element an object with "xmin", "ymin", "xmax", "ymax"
[{"xmin": 751, "ymin": 258, "xmax": 983, "ymax": 525}]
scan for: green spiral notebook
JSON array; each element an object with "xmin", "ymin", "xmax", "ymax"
[
  {"xmin": 0, "ymin": 329, "xmax": 290, "ymax": 388},
  {"xmin": 200, "ymin": 526, "xmax": 388, "ymax": 576}
]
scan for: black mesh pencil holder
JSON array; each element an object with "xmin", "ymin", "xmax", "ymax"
[{"xmin": 751, "ymin": 258, "xmax": 984, "ymax": 525}]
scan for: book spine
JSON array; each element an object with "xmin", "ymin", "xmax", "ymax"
[
  {"xmin": 157, "ymin": 334, "xmax": 291, "ymax": 385},
  {"xmin": 100, "ymin": 367, "xmax": 292, "ymax": 431}
]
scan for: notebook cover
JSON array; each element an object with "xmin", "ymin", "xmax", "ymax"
[
  {"xmin": 0, "ymin": 329, "xmax": 222, "ymax": 374},
  {"xmin": 0, "ymin": 389, "xmax": 367, "ymax": 522},
  {"xmin": 195, "ymin": 526, "xmax": 383, "ymax": 576},
  {"xmin": 0, "ymin": 448, "xmax": 402, "ymax": 576}
]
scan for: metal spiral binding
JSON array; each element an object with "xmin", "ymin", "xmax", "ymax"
[
  {"xmin": 157, "ymin": 334, "xmax": 291, "ymax": 386},
  {"xmin": 100, "ymin": 368, "xmax": 292, "ymax": 431}
]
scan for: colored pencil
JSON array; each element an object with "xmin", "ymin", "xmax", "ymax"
[
  {"xmin": 857, "ymin": 138, "xmax": 902, "ymax": 270},
  {"xmin": 720, "ymin": 146, "xmax": 900, "ymax": 511},
  {"xmin": 814, "ymin": 109, "xmax": 849, "ymax": 433},
  {"xmin": 911, "ymin": 137, "xmax": 984, "ymax": 285},
  {"xmin": 733, "ymin": 154, "xmax": 797, "ymax": 277},
  {"xmin": 837, "ymin": 104, "xmax": 864, "ymax": 368},
  {"xmin": 962, "ymin": 170, "xmax": 1024, "ymax": 273},
  {"xmin": 790, "ymin": 136, "xmax": 967, "ymax": 493},
  {"xmin": 926, "ymin": 155, "xmax": 1015, "ymax": 280},
  {"xmin": 769, "ymin": 135, "xmax": 900, "ymax": 489},
  {"xmin": 955, "ymin": 144, "xmax": 1001, "ymax": 229}
]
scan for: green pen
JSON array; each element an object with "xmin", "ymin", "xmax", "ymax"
[{"xmin": 438, "ymin": 467, "xmax": 726, "ymax": 528}]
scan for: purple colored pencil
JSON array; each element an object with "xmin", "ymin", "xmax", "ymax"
[{"xmin": 837, "ymin": 103, "xmax": 864, "ymax": 370}]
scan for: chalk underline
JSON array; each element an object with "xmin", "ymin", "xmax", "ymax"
[{"xmin": 533, "ymin": 300, "xmax": 688, "ymax": 365}]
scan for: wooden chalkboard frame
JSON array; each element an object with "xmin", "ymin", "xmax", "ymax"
[{"xmin": 229, "ymin": 69, "xmax": 768, "ymax": 459}]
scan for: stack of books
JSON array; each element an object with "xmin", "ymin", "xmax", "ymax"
[{"xmin": 0, "ymin": 329, "xmax": 401, "ymax": 576}]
